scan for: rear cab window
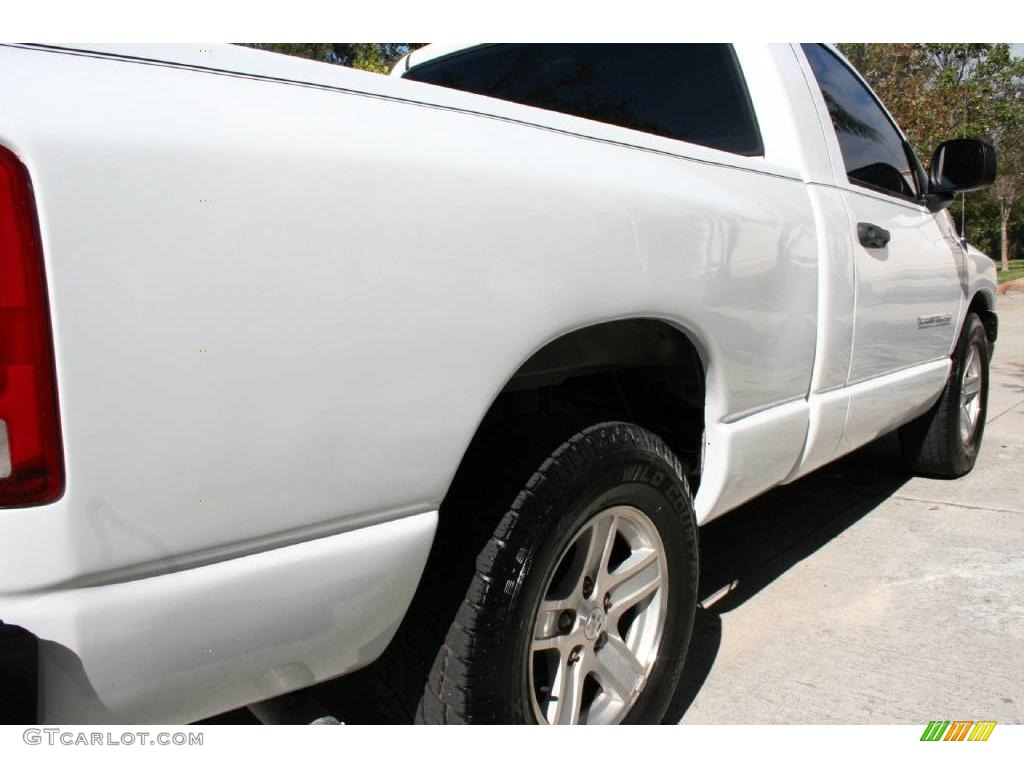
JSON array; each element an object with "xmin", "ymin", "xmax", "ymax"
[{"xmin": 402, "ymin": 44, "xmax": 763, "ymax": 157}]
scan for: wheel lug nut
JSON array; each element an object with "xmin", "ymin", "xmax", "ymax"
[
  {"xmin": 558, "ymin": 610, "xmax": 574, "ymax": 633},
  {"xmin": 603, "ymin": 593, "xmax": 611, "ymax": 610},
  {"xmin": 582, "ymin": 576, "xmax": 594, "ymax": 598},
  {"xmin": 568, "ymin": 646, "xmax": 582, "ymax": 665},
  {"xmin": 595, "ymin": 631, "xmax": 607, "ymax": 650}
]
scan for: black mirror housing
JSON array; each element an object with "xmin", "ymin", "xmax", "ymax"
[{"xmin": 929, "ymin": 138, "xmax": 997, "ymax": 195}]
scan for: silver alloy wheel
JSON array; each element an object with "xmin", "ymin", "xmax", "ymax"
[
  {"xmin": 528, "ymin": 505, "xmax": 668, "ymax": 725},
  {"xmin": 960, "ymin": 342, "xmax": 983, "ymax": 445}
]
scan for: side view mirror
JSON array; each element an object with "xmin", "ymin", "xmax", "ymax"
[{"xmin": 926, "ymin": 139, "xmax": 997, "ymax": 211}]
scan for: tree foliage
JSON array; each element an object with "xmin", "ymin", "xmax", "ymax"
[
  {"xmin": 241, "ymin": 43, "xmax": 424, "ymax": 74},
  {"xmin": 838, "ymin": 43, "xmax": 1024, "ymax": 269}
]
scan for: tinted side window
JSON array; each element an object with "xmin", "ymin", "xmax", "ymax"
[
  {"xmin": 403, "ymin": 44, "xmax": 763, "ymax": 156},
  {"xmin": 801, "ymin": 44, "xmax": 919, "ymax": 199}
]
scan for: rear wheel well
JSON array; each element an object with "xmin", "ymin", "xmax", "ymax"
[
  {"xmin": 445, "ymin": 319, "xmax": 707, "ymax": 514},
  {"xmin": 324, "ymin": 320, "xmax": 707, "ymax": 722},
  {"xmin": 432, "ymin": 319, "xmax": 707, "ymax": 568}
]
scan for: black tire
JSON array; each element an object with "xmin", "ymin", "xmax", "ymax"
[
  {"xmin": 899, "ymin": 313, "xmax": 990, "ymax": 478},
  {"xmin": 415, "ymin": 421, "xmax": 699, "ymax": 724}
]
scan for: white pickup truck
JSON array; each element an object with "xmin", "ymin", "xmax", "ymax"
[{"xmin": 0, "ymin": 42, "xmax": 998, "ymax": 725}]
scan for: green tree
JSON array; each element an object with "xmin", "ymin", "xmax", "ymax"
[
  {"xmin": 838, "ymin": 43, "xmax": 1024, "ymax": 270},
  {"xmin": 241, "ymin": 43, "xmax": 424, "ymax": 74}
]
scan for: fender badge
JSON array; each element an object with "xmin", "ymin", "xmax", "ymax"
[{"xmin": 918, "ymin": 313, "xmax": 952, "ymax": 329}]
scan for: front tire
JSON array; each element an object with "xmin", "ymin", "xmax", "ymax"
[
  {"xmin": 899, "ymin": 313, "xmax": 990, "ymax": 478},
  {"xmin": 415, "ymin": 421, "xmax": 699, "ymax": 724}
]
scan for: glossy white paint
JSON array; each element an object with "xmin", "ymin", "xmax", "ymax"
[
  {"xmin": 805, "ymin": 184, "xmax": 858, "ymax": 394},
  {"xmin": 785, "ymin": 360, "xmax": 952, "ymax": 484},
  {"xmin": 787, "ymin": 43, "xmax": 996, "ymax": 474},
  {"xmin": 0, "ymin": 43, "xmax": 996, "ymax": 723},
  {"xmin": 961, "ymin": 241, "xmax": 999, "ymax": 337},
  {"xmin": 840, "ymin": 359, "xmax": 953, "ymax": 453},
  {"xmin": 0, "ymin": 42, "xmax": 819, "ymax": 585},
  {"xmin": 699, "ymin": 399, "xmax": 810, "ymax": 517},
  {"xmin": 842, "ymin": 190, "xmax": 963, "ymax": 382},
  {"xmin": 2, "ymin": 511, "xmax": 436, "ymax": 723}
]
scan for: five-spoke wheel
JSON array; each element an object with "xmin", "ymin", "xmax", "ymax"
[
  {"xmin": 959, "ymin": 340, "xmax": 983, "ymax": 446},
  {"xmin": 529, "ymin": 505, "xmax": 668, "ymax": 724},
  {"xmin": 415, "ymin": 422, "xmax": 700, "ymax": 724},
  {"xmin": 900, "ymin": 312, "xmax": 991, "ymax": 478}
]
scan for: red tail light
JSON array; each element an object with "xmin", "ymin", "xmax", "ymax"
[{"xmin": 0, "ymin": 146, "xmax": 64, "ymax": 506}]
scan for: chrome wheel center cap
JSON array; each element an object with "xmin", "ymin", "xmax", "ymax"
[{"xmin": 584, "ymin": 607, "xmax": 607, "ymax": 640}]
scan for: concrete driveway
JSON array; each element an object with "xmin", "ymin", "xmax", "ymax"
[{"xmin": 673, "ymin": 292, "xmax": 1024, "ymax": 724}]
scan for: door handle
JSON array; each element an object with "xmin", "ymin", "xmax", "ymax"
[{"xmin": 857, "ymin": 222, "xmax": 891, "ymax": 249}]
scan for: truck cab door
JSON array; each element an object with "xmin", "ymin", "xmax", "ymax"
[
  {"xmin": 801, "ymin": 44, "xmax": 963, "ymax": 383},
  {"xmin": 841, "ymin": 192, "xmax": 963, "ymax": 383},
  {"xmin": 799, "ymin": 44, "xmax": 965, "ymax": 446}
]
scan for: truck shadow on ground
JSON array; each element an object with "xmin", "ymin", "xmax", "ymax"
[{"xmin": 662, "ymin": 432, "xmax": 912, "ymax": 723}]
